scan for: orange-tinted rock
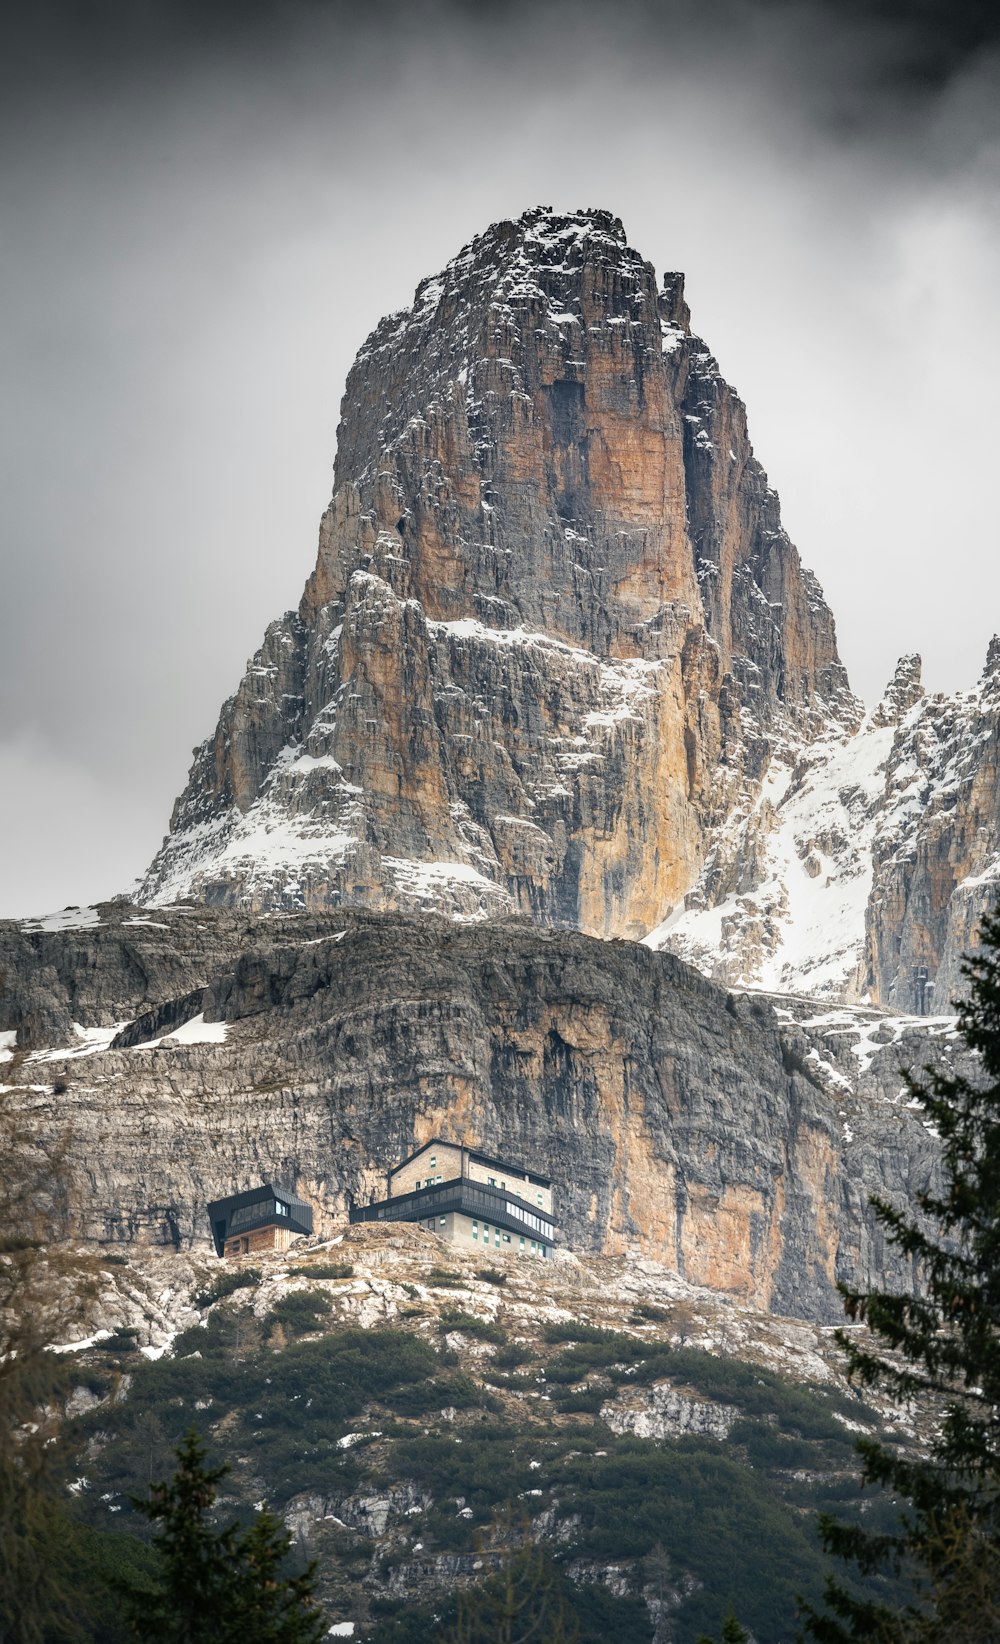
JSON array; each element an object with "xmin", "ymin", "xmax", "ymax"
[{"xmin": 138, "ymin": 208, "xmax": 856, "ymax": 929}]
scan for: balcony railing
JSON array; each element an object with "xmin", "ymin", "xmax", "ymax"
[{"xmin": 349, "ymin": 1174, "xmax": 556, "ymax": 1245}]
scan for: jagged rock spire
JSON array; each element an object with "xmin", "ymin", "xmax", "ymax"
[{"xmin": 137, "ymin": 206, "xmax": 855, "ymax": 937}]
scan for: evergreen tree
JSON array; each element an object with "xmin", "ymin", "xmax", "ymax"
[
  {"xmin": 698, "ymin": 1613, "xmax": 749, "ymax": 1644},
  {"xmin": 0, "ymin": 1094, "xmax": 98, "ymax": 1644},
  {"xmin": 803, "ymin": 905, "xmax": 1000, "ymax": 1641},
  {"xmin": 435, "ymin": 1509, "xmax": 578, "ymax": 1644},
  {"xmin": 122, "ymin": 1429, "xmax": 327, "ymax": 1644}
]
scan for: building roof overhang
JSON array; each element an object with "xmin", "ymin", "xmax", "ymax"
[{"xmin": 207, "ymin": 1182, "xmax": 313, "ymax": 1256}]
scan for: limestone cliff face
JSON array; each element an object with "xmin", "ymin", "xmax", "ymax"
[
  {"xmin": 138, "ymin": 208, "xmax": 856, "ymax": 937},
  {"xmin": 0, "ymin": 904, "xmax": 945, "ymax": 1324},
  {"xmin": 656, "ymin": 644, "xmax": 1000, "ymax": 1008},
  {"xmin": 861, "ymin": 642, "xmax": 1000, "ymax": 1010}
]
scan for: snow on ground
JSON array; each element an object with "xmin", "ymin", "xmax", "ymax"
[
  {"xmin": 798, "ymin": 1008, "xmax": 958, "ymax": 1078},
  {"xmin": 649, "ymin": 713, "xmax": 900, "ymax": 997},
  {"xmin": 756, "ymin": 720, "xmax": 896, "ymax": 994},
  {"xmin": 131, "ymin": 1014, "xmax": 228, "ymax": 1050},
  {"xmin": 28, "ymin": 1023, "xmax": 127, "ymax": 1062},
  {"xmin": 383, "ymin": 856, "xmax": 499, "ymax": 908},
  {"xmin": 50, "ymin": 1329, "xmax": 112, "ymax": 1355},
  {"xmin": 21, "ymin": 906, "xmax": 102, "ymax": 933}
]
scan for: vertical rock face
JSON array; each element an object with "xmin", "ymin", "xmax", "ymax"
[
  {"xmin": 138, "ymin": 207, "xmax": 856, "ymax": 938},
  {"xmin": 657, "ymin": 644, "xmax": 1000, "ymax": 1007},
  {"xmin": 861, "ymin": 644, "xmax": 1000, "ymax": 1011},
  {"xmin": 135, "ymin": 203, "xmax": 998, "ymax": 1004},
  {"xmin": 0, "ymin": 906, "xmax": 946, "ymax": 1322}
]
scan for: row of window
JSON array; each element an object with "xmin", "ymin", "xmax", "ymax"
[
  {"xmin": 471, "ymin": 1218, "xmax": 547, "ymax": 1255},
  {"xmin": 488, "ymin": 1174, "xmax": 546, "ymax": 1209},
  {"xmin": 228, "ymin": 1198, "xmax": 288, "ymax": 1233},
  {"xmin": 505, "ymin": 1203, "xmax": 549, "ymax": 1235}
]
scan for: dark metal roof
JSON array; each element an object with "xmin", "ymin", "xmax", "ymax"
[
  {"xmin": 351, "ymin": 1174, "xmax": 556, "ymax": 1246},
  {"xmin": 207, "ymin": 1182, "xmax": 313, "ymax": 1256},
  {"xmin": 390, "ymin": 1137, "xmax": 551, "ymax": 1189}
]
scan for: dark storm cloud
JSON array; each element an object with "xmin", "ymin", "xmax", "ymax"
[{"xmin": 2, "ymin": 0, "xmax": 998, "ymax": 913}]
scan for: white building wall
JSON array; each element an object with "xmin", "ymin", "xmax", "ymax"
[
  {"xmin": 389, "ymin": 1143, "xmax": 552, "ymax": 1217},
  {"xmin": 389, "ymin": 1142, "xmax": 464, "ymax": 1198},
  {"xmin": 412, "ymin": 1209, "xmax": 550, "ymax": 1258}
]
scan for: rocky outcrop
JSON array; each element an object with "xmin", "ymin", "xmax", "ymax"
[
  {"xmin": 656, "ymin": 644, "xmax": 1000, "ymax": 1006},
  {"xmin": 137, "ymin": 207, "xmax": 856, "ymax": 939},
  {"xmin": 0, "ymin": 903, "xmax": 947, "ymax": 1323},
  {"xmin": 861, "ymin": 643, "xmax": 1000, "ymax": 1010}
]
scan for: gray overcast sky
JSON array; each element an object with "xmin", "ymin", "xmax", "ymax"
[{"xmin": 2, "ymin": 0, "xmax": 999, "ymax": 917}]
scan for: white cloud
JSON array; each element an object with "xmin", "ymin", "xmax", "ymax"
[{"xmin": 0, "ymin": 737, "xmax": 159, "ymax": 919}]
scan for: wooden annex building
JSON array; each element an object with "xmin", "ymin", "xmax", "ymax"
[
  {"xmin": 208, "ymin": 1183, "xmax": 313, "ymax": 1258},
  {"xmin": 350, "ymin": 1139, "xmax": 556, "ymax": 1258}
]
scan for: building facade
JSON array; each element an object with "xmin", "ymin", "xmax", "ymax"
[
  {"xmin": 208, "ymin": 1183, "xmax": 313, "ymax": 1258},
  {"xmin": 351, "ymin": 1140, "xmax": 556, "ymax": 1258}
]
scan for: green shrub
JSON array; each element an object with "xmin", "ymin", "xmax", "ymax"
[
  {"xmin": 389, "ymin": 1372, "xmax": 494, "ymax": 1417},
  {"xmin": 493, "ymin": 1342, "xmax": 532, "ymax": 1369},
  {"xmin": 545, "ymin": 1335, "xmax": 643, "ymax": 1384},
  {"xmin": 560, "ymin": 1437, "xmax": 833, "ymax": 1640},
  {"xmin": 265, "ymin": 1289, "xmax": 331, "ymax": 1338},
  {"xmin": 438, "ymin": 1308, "xmax": 505, "ymax": 1344},
  {"xmin": 104, "ymin": 1328, "xmax": 140, "ymax": 1355},
  {"xmin": 541, "ymin": 1321, "xmax": 633, "ymax": 1346},
  {"xmin": 550, "ymin": 1384, "xmax": 607, "ymax": 1414},
  {"xmin": 292, "ymin": 1261, "xmax": 354, "ymax": 1280},
  {"xmin": 193, "ymin": 1267, "xmax": 261, "ymax": 1309},
  {"xmin": 428, "ymin": 1267, "xmax": 463, "ymax": 1288},
  {"xmin": 476, "ymin": 1267, "xmax": 507, "ymax": 1286}
]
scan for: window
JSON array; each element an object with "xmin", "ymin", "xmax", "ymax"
[
  {"xmin": 519, "ymin": 1237, "xmax": 525, "ymax": 1251},
  {"xmin": 483, "ymin": 1224, "xmax": 490, "ymax": 1239},
  {"xmin": 537, "ymin": 1194, "xmax": 543, "ymax": 1206},
  {"xmin": 437, "ymin": 1175, "xmax": 442, "ymax": 1183},
  {"xmin": 494, "ymin": 1230, "xmax": 500, "ymax": 1246},
  {"xmin": 488, "ymin": 1176, "xmax": 496, "ymax": 1186},
  {"xmin": 439, "ymin": 1216, "xmax": 447, "ymax": 1227},
  {"xmin": 502, "ymin": 1233, "xmax": 510, "ymax": 1244},
  {"xmin": 472, "ymin": 1220, "xmax": 478, "ymax": 1241},
  {"xmin": 430, "ymin": 1155, "xmax": 437, "ymax": 1167}
]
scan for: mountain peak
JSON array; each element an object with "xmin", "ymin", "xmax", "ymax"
[
  {"xmin": 870, "ymin": 652, "xmax": 924, "ymax": 728},
  {"xmin": 138, "ymin": 209, "xmax": 853, "ymax": 940}
]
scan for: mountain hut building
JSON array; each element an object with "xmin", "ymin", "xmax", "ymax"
[
  {"xmin": 350, "ymin": 1139, "xmax": 555, "ymax": 1258},
  {"xmin": 208, "ymin": 1183, "xmax": 313, "ymax": 1258}
]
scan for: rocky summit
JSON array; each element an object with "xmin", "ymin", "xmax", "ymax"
[
  {"xmin": 135, "ymin": 205, "xmax": 1000, "ymax": 1009},
  {"xmin": 137, "ymin": 207, "xmax": 856, "ymax": 946}
]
